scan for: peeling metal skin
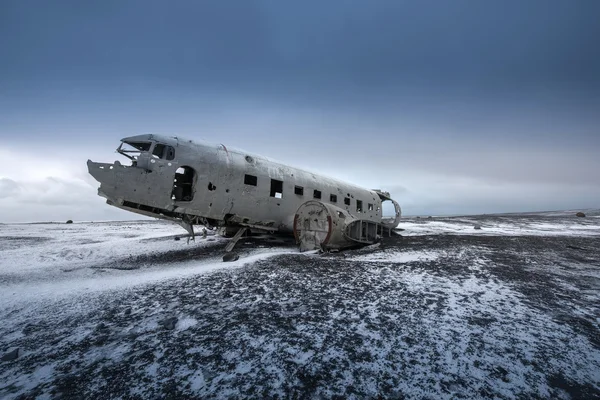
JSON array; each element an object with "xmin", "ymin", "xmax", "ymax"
[{"xmin": 88, "ymin": 134, "xmax": 401, "ymax": 250}]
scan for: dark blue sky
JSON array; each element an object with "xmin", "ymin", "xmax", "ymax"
[{"xmin": 0, "ymin": 0, "xmax": 599, "ymax": 221}]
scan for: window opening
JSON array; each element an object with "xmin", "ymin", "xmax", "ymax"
[
  {"xmin": 295, "ymin": 186, "xmax": 304, "ymax": 195},
  {"xmin": 368, "ymin": 203, "xmax": 374, "ymax": 211},
  {"xmin": 117, "ymin": 141, "xmax": 151, "ymax": 162},
  {"xmin": 344, "ymin": 197, "xmax": 351, "ymax": 206},
  {"xmin": 244, "ymin": 174, "xmax": 258, "ymax": 186},
  {"xmin": 270, "ymin": 179, "xmax": 283, "ymax": 198},
  {"xmin": 166, "ymin": 146, "xmax": 175, "ymax": 160},
  {"xmin": 313, "ymin": 190, "xmax": 322, "ymax": 199},
  {"xmin": 126, "ymin": 142, "xmax": 150, "ymax": 151},
  {"xmin": 330, "ymin": 194, "xmax": 337, "ymax": 203},
  {"xmin": 152, "ymin": 144, "xmax": 166, "ymax": 159},
  {"xmin": 356, "ymin": 200, "xmax": 363, "ymax": 212}
]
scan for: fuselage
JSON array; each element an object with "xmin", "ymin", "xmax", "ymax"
[{"xmin": 88, "ymin": 134, "xmax": 401, "ymax": 238}]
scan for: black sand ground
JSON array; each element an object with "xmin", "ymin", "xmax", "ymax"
[{"xmin": 1, "ymin": 216, "xmax": 599, "ymax": 399}]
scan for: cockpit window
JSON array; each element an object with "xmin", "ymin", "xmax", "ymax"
[
  {"xmin": 152, "ymin": 144, "xmax": 166, "ymax": 159},
  {"xmin": 117, "ymin": 140, "xmax": 175, "ymax": 164},
  {"xmin": 117, "ymin": 141, "xmax": 152, "ymax": 161},
  {"xmin": 126, "ymin": 142, "xmax": 151, "ymax": 151},
  {"xmin": 152, "ymin": 144, "xmax": 175, "ymax": 160},
  {"xmin": 166, "ymin": 146, "xmax": 175, "ymax": 160}
]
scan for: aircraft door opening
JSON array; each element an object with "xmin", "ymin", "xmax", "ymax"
[{"xmin": 172, "ymin": 166, "xmax": 195, "ymax": 201}]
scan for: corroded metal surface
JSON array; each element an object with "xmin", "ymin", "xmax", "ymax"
[{"xmin": 88, "ymin": 134, "xmax": 401, "ymax": 249}]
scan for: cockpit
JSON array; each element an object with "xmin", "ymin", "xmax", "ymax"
[
  {"xmin": 113, "ymin": 136, "xmax": 195, "ymax": 203},
  {"xmin": 117, "ymin": 139, "xmax": 176, "ymax": 167}
]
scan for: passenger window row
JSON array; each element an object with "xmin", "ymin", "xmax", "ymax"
[{"xmin": 244, "ymin": 174, "xmax": 374, "ymax": 212}]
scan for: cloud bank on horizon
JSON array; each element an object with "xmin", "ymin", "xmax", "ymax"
[{"xmin": 0, "ymin": 0, "xmax": 599, "ymax": 222}]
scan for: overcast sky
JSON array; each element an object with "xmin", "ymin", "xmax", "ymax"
[{"xmin": 1, "ymin": 0, "xmax": 599, "ymax": 222}]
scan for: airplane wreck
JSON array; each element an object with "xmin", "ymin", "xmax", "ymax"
[{"xmin": 88, "ymin": 134, "xmax": 401, "ymax": 253}]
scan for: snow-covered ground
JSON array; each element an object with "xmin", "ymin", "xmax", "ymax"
[
  {"xmin": 398, "ymin": 210, "xmax": 600, "ymax": 237},
  {"xmin": 1, "ymin": 213, "xmax": 599, "ymax": 399},
  {"xmin": 0, "ymin": 221, "xmax": 302, "ymax": 307}
]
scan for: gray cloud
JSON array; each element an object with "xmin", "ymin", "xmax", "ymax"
[
  {"xmin": 0, "ymin": 0, "xmax": 598, "ymax": 220},
  {"xmin": 0, "ymin": 175, "xmax": 137, "ymax": 222},
  {"xmin": 0, "ymin": 178, "xmax": 20, "ymax": 198},
  {"xmin": 2, "ymin": 0, "xmax": 599, "ymax": 96}
]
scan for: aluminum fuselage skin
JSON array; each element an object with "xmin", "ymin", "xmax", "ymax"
[{"xmin": 88, "ymin": 134, "xmax": 401, "ymax": 233}]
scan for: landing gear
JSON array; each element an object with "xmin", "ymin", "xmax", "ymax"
[
  {"xmin": 222, "ymin": 227, "xmax": 247, "ymax": 262},
  {"xmin": 177, "ymin": 219, "xmax": 195, "ymax": 244}
]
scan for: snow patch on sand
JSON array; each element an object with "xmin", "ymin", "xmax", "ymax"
[
  {"xmin": 349, "ymin": 250, "xmax": 440, "ymax": 263},
  {"xmin": 399, "ymin": 215, "xmax": 600, "ymax": 237}
]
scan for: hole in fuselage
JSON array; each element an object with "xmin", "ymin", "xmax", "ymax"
[
  {"xmin": 172, "ymin": 166, "xmax": 196, "ymax": 202},
  {"xmin": 382, "ymin": 199, "xmax": 396, "ymax": 217}
]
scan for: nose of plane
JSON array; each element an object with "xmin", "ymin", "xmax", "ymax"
[
  {"xmin": 87, "ymin": 160, "xmax": 100, "ymax": 182},
  {"xmin": 87, "ymin": 159, "xmax": 116, "ymax": 185}
]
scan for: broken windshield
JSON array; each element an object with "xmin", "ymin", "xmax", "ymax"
[{"xmin": 117, "ymin": 141, "xmax": 151, "ymax": 161}]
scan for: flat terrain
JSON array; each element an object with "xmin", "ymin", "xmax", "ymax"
[{"xmin": 1, "ymin": 212, "xmax": 599, "ymax": 399}]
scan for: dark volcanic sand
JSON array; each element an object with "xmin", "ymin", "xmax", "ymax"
[{"xmin": 0, "ymin": 216, "xmax": 599, "ymax": 399}]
